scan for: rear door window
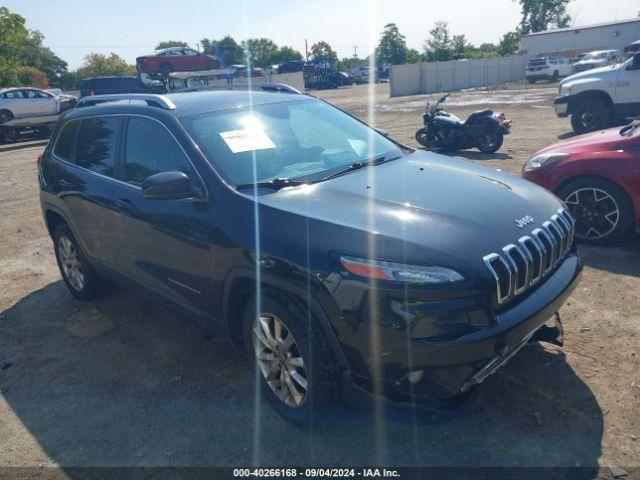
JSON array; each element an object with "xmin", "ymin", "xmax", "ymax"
[
  {"xmin": 53, "ymin": 121, "xmax": 79, "ymax": 161},
  {"xmin": 75, "ymin": 117, "xmax": 121, "ymax": 177}
]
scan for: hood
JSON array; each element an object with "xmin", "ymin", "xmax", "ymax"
[
  {"xmin": 562, "ymin": 64, "xmax": 618, "ymax": 84},
  {"xmin": 534, "ymin": 127, "xmax": 626, "ymax": 155},
  {"xmin": 258, "ymin": 151, "xmax": 564, "ymax": 269},
  {"xmin": 574, "ymin": 59, "xmax": 606, "ymax": 67}
]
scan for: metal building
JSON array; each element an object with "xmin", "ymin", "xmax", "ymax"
[{"xmin": 520, "ymin": 18, "xmax": 640, "ymax": 58}]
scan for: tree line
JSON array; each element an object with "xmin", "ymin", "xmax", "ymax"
[{"xmin": 0, "ymin": 0, "xmax": 572, "ymax": 89}]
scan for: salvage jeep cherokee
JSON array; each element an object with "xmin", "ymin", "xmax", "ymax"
[{"xmin": 38, "ymin": 88, "xmax": 581, "ymax": 421}]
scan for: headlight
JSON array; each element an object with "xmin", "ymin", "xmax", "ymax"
[
  {"xmin": 524, "ymin": 152, "xmax": 568, "ymax": 171},
  {"xmin": 339, "ymin": 256, "xmax": 463, "ymax": 284}
]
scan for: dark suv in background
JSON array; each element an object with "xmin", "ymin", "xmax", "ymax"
[
  {"xmin": 80, "ymin": 76, "xmax": 165, "ymax": 97},
  {"xmin": 38, "ymin": 89, "xmax": 581, "ymax": 421}
]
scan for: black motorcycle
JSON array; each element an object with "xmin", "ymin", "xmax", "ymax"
[{"xmin": 415, "ymin": 94, "xmax": 511, "ymax": 153}]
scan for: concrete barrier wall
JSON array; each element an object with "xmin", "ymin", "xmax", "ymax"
[
  {"xmin": 210, "ymin": 72, "xmax": 305, "ymax": 91},
  {"xmin": 390, "ymin": 55, "xmax": 531, "ymax": 97}
]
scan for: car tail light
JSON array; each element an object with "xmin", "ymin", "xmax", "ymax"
[
  {"xmin": 37, "ymin": 154, "xmax": 43, "ymax": 166},
  {"xmin": 495, "ymin": 112, "xmax": 506, "ymax": 120},
  {"xmin": 90, "ymin": 90, "xmax": 96, "ymax": 96}
]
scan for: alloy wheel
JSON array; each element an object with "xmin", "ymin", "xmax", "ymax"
[
  {"xmin": 564, "ymin": 187, "xmax": 619, "ymax": 240},
  {"xmin": 252, "ymin": 313, "xmax": 308, "ymax": 408},
  {"xmin": 58, "ymin": 236, "xmax": 85, "ymax": 291}
]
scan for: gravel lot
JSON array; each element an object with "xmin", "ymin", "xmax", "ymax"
[{"xmin": 0, "ymin": 82, "xmax": 638, "ymax": 474}]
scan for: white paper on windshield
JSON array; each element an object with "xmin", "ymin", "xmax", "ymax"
[{"xmin": 220, "ymin": 129, "xmax": 276, "ymax": 154}]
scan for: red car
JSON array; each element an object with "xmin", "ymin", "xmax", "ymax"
[
  {"xmin": 136, "ymin": 47, "xmax": 220, "ymax": 77},
  {"xmin": 523, "ymin": 122, "xmax": 640, "ymax": 243}
]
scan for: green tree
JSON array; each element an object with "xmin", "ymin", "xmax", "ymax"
[
  {"xmin": 375, "ymin": 23, "xmax": 408, "ymax": 65},
  {"xmin": 423, "ymin": 21, "xmax": 452, "ymax": 61},
  {"xmin": 310, "ymin": 41, "xmax": 337, "ymax": 63},
  {"xmin": 515, "ymin": 0, "xmax": 571, "ymax": 34},
  {"xmin": 77, "ymin": 53, "xmax": 136, "ymax": 78},
  {"xmin": 266, "ymin": 46, "xmax": 303, "ymax": 66},
  {"xmin": 336, "ymin": 56, "xmax": 368, "ymax": 71},
  {"xmin": 498, "ymin": 31, "xmax": 520, "ymax": 55},
  {"xmin": 451, "ymin": 34, "xmax": 469, "ymax": 56},
  {"xmin": 203, "ymin": 35, "xmax": 245, "ymax": 66},
  {"xmin": 406, "ymin": 48, "xmax": 422, "ymax": 63},
  {"xmin": 0, "ymin": 7, "xmax": 67, "ymax": 87},
  {"xmin": 242, "ymin": 38, "xmax": 278, "ymax": 68},
  {"xmin": 155, "ymin": 40, "xmax": 188, "ymax": 50}
]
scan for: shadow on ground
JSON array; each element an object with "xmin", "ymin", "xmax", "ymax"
[
  {"xmin": 0, "ymin": 280, "xmax": 603, "ymax": 472},
  {"xmin": 578, "ymin": 240, "xmax": 640, "ymax": 278},
  {"xmin": 0, "ymin": 139, "xmax": 48, "ymax": 153},
  {"xmin": 558, "ymin": 131, "xmax": 579, "ymax": 141},
  {"xmin": 424, "ymin": 149, "xmax": 512, "ymax": 162}
]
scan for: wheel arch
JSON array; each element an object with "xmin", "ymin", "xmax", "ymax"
[
  {"xmin": 44, "ymin": 207, "xmax": 69, "ymax": 238},
  {"xmin": 568, "ymin": 90, "xmax": 614, "ymax": 115},
  {"xmin": 222, "ymin": 267, "xmax": 349, "ymax": 370}
]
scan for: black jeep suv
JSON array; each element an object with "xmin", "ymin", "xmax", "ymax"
[{"xmin": 39, "ymin": 88, "xmax": 581, "ymax": 421}]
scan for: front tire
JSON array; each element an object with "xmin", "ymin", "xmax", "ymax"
[
  {"xmin": 557, "ymin": 178, "xmax": 634, "ymax": 244},
  {"xmin": 53, "ymin": 224, "xmax": 107, "ymax": 300},
  {"xmin": 415, "ymin": 128, "xmax": 431, "ymax": 147},
  {"xmin": 571, "ymin": 99, "xmax": 613, "ymax": 134},
  {"xmin": 242, "ymin": 290, "xmax": 341, "ymax": 423}
]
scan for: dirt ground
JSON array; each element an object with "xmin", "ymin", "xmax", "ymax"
[{"xmin": 0, "ymin": 82, "xmax": 639, "ymax": 475}]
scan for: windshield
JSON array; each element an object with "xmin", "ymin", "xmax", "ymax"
[{"xmin": 181, "ymin": 99, "xmax": 403, "ymax": 185}]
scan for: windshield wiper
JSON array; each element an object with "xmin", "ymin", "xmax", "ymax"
[
  {"xmin": 320, "ymin": 155, "xmax": 397, "ymax": 182},
  {"xmin": 235, "ymin": 178, "xmax": 309, "ymax": 190}
]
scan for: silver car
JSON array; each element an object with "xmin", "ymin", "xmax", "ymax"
[{"xmin": 0, "ymin": 87, "xmax": 76, "ymax": 124}]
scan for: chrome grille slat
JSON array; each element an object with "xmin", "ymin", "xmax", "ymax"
[{"xmin": 484, "ymin": 209, "xmax": 575, "ymax": 305}]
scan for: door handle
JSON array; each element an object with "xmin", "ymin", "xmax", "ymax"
[
  {"xmin": 59, "ymin": 179, "xmax": 78, "ymax": 190},
  {"xmin": 114, "ymin": 198, "xmax": 135, "ymax": 212}
]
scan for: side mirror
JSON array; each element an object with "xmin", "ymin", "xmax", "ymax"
[
  {"xmin": 631, "ymin": 53, "xmax": 640, "ymax": 70},
  {"xmin": 142, "ymin": 171, "xmax": 192, "ymax": 200},
  {"xmin": 375, "ymin": 127, "xmax": 389, "ymax": 137}
]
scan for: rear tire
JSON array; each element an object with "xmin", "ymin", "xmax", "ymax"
[
  {"xmin": 571, "ymin": 99, "xmax": 613, "ymax": 134},
  {"xmin": 242, "ymin": 290, "xmax": 341, "ymax": 423},
  {"xmin": 0, "ymin": 109, "xmax": 14, "ymax": 124},
  {"xmin": 53, "ymin": 224, "xmax": 108, "ymax": 300},
  {"xmin": 476, "ymin": 129, "xmax": 503, "ymax": 153},
  {"xmin": 557, "ymin": 177, "xmax": 634, "ymax": 244}
]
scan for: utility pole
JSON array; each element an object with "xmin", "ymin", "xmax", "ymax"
[{"xmin": 305, "ymin": 39, "xmax": 309, "ymax": 61}]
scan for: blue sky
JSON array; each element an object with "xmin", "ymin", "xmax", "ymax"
[{"xmin": 5, "ymin": 0, "xmax": 639, "ymax": 69}]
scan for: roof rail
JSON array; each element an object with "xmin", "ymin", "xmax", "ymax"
[
  {"xmin": 75, "ymin": 94, "xmax": 177, "ymax": 110},
  {"xmin": 175, "ymin": 83, "xmax": 302, "ymax": 95}
]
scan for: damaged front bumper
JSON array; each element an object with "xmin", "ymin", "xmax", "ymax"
[{"xmin": 341, "ymin": 255, "xmax": 581, "ymax": 409}]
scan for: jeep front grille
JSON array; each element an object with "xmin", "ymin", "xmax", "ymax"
[{"xmin": 483, "ymin": 208, "xmax": 575, "ymax": 305}]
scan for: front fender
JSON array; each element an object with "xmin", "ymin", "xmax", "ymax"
[{"xmin": 222, "ymin": 266, "xmax": 350, "ymax": 370}]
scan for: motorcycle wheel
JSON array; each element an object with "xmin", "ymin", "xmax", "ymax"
[
  {"xmin": 415, "ymin": 128, "xmax": 431, "ymax": 148},
  {"xmin": 476, "ymin": 129, "xmax": 503, "ymax": 154}
]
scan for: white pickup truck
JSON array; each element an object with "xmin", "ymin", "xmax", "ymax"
[{"xmin": 554, "ymin": 53, "xmax": 640, "ymax": 134}]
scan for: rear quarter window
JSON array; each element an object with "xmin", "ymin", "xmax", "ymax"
[{"xmin": 53, "ymin": 121, "xmax": 80, "ymax": 161}]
